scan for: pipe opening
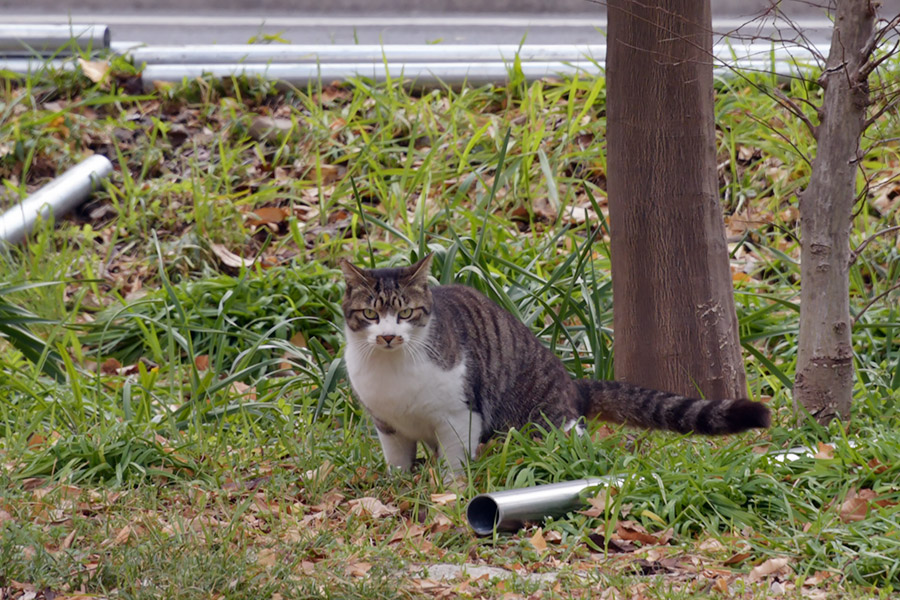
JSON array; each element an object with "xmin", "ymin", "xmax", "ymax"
[{"xmin": 466, "ymin": 495, "xmax": 500, "ymax": 536}]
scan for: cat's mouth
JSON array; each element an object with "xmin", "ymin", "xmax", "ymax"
[{"xmin": 375, "ymin": 334, "xmax": 404, "ymax": 350}]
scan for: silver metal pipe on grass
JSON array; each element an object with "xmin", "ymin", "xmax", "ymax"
[
  {"xmin": 0, "ymin": 155, "xmax": 113, "ymax": 245},
  {"xmin": 126, "ymin": 42, "xmax": 816, "ymax": 67},
  {"xmin": 467, "ymin": 476, "xmax": 621, "ymax": 536},
  {"xmin": 0, "ymin": 24, "xmax": 109, "ymax": 56},
  {"xmin": 126, "ymin": 44, "xmax": 605, "ymax": 65},
  {"xmin": 0, "ymin": 58, "xmax": 75, "ymax": 74}
]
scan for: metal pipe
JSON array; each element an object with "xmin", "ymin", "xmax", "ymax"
[
  {"xmin": 0, "ymin": 155, "xmax": 113, "ymax": 245},
  {"xmin": 140, "ymin": 60, "xmax": 603, "ymax": 90},
  {"xmin": 140, "ymin": 56, "xmax": 812, "ymax": 90},
  {"xmin": 126, "ymin": 42, "xmax": 816, "ymax": 66},
  {"xmin": 127, "ymin": 44, "xmax": 605, "ymax": 65},
  {"xmin": 466, "ymin": 476, "xmax": 620, "ymax": 536},
  {"xmin": 0, "ymin": 56, "xmax": 811, "ymax": 82},
  {"xmin": 0, "ymin": 24, "xmax": 110, "ymax": 56},
  {"xmin": 0, "ymin": 58, "xmax": 75, "ymax": 74}
]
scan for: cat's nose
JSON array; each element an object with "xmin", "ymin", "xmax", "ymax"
[{"xmin": 381, "ymin": 335, "xmax": 395, "ymax": 344}]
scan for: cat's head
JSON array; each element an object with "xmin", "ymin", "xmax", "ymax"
[{"xmin": 340, "ymin": 254, "xmax": 434, "ymax": 352}]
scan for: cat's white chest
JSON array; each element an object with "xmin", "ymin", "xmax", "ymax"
[{"xmin": 344, "ymin": 338, "xmax": 469, "ymax": 444}]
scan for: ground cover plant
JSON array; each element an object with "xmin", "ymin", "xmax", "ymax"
[{"xmin": 0, "ymin": 50, "xmax": 899, "ymax": 599}]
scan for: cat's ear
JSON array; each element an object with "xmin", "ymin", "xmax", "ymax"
[
  {"xmin": 402, "ymin": 253, "xmax": 433, "ymax": 286},
  {"xmin": 340, "ymin": 260, "xmax": 374, "ymax": 289}
]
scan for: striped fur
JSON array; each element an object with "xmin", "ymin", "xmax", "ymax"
[{"xmin": 341, "ymin": 255, "xmax": 770, "ymax": 471}]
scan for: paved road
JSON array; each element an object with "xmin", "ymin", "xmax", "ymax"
[{"xmin": 3, "ymin": 1, "xmax": 898, "ymax": 46}]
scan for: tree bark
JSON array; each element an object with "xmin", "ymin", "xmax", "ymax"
[
  {"xmin": 606, "ymin": 0, "xmax": 747, "ymax": 399},
  {"xmin": 795, "ymin": 0, "xmax": 875, "ymax": 423}
]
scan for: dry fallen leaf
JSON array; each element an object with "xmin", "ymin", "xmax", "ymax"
[
  {"xmin": 529, "ymin": 527, "xmax": 548, "ymax": 552},
  {"xmin": 698, "ymin": 538, "xmax": 727, "ymax": 553},
  {"xmin": 113, "ymin": 525, "xmax": 132, "ymax": 546},
  {"xmin": 78, "ymin": 58, "xmax": 109, "ymax": 83},
  {"xmin": 723, "ymin": 552, "xmax": 752, "ymax": 565},
  {"xmin": 249, "ymin": 116, "xmax": 295, "ymax": 143},
  {"xmin": 429, "ymin": 513, "xmax": 453, "ymax": 534},
  {"xmin": 867, "ymin": 457, "xmax": 888, "ymax": 475},
  {"xmin": 194, "ymin": 354, "xmax": 210, "ymax": 371},
  {"xmin": 248, "ymin": 206, "xmax": 290, "ymax": 227},
  {"xmin": 290, "ymin": 331, "xmax": 308, "ymax": 349},
  {"xmin": 747, "ymin": 556, "xmax": 791, "ymax": 582},
  {"xmin": 348, "ymin": 497, "xmax": 399, "ymax": 519},
  {"xmin": 532, "ymin": 197, "xmax": 557, "ymax": 221},
  {"xmin": 839, "ymin": 488, "xmax": 871, "ymax": 523},
  {"xmin": 580, "ymin": 489, "xmax": 616, "ymax": 518},
  {"xmin": 314, "ymin": 83, "xmax": 352, "ymax": 104},
  {"xmin": 616, "ymin": 520, "xmax": 661, "ymax": 546},
  {"xmin": 712, "ymin": 577, "xmax": 730, "ymax": 593},
  {"xmin": 430, "ymin": 492, "xmax": 457, "ymax": 506},
  {"xmin": 544, "ymin": 530, "xmax": 563, "ymax": 544},
  {"xmin": 100, "ymin": 357, "xmax": 122, "ymax": 375},
  {"xmin": 562, "ymin": 205, "xmax": 595, "ymax": 225},
  {"xmin": 257, "ymin": 548, "xmax": 278, "ymax": 568},
  {"xmin": 303, "ymin": 460, "xmax": 333, "ymax": 483},
  {"xmin": 388, "ymin": 523, "xmax": 432, "ymax": 553},
  {"xmin": 814, "ymin": 442, "xmax": 835, "ymax": 460},
  {"xmin": 210, "ymin": 243, "xmax": 255, "ymax": 269},
  {"xmin": 60, "ymin": 528, "xmax": 77, "ymax": 550},
  {"xmin": 230, "ymin": 381, "xmax": 257, "ymax": 401},
  {"xmin": 345, "ymin": 560, "xmax": 373, "ymax": 577}
]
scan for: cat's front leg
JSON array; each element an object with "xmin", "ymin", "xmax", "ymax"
[
  {"xmin": 374, "ymin": 425, "xmax": 418, "ymax": 471},
  {"xmin": 434, "ymin": 410, "xmax": 484, "ymax": 474}
]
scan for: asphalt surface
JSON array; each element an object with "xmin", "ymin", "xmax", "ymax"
[{"xmin": 3, "ymin": 1, "xmax": 898, "ymax": 46}]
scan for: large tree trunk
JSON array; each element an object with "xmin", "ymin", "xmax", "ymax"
[
  {"xmin": 606, "ymin": 0, "xmax": 747, "ymax": 399},
  {"xmin": 795, "ymin": 0, "xmax": 875, "ymax": 423}
]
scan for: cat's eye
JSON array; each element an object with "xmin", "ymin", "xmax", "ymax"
[
  {"xmin": 397, "ymin": 308, "xmax": 413, "ymax": 320},
  {"xmin": 362, "ymin": 308, "xmax": 378, "ymax": 320}
]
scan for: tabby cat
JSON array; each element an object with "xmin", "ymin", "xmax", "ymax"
[{"xmin": 341, "ymin": 254, "xmax": 770, "ymax": 473}]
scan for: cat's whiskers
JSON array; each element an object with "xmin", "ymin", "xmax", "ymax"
[
  {"xmin": 404, "ymin": 336, "xmax": 437, "ymax": 366},
  {"xmin": 406, "ymin": 343, "xmax": 429, "ymax": 366},
  {"xmin": 348, "ymin": 335, "xmax": 378, "ymax": 364}
]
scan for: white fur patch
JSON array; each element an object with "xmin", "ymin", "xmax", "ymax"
[
  {"xmin": 563, "ymin": 419, "xmax": 586, "ymax": 436},
  {"xmin": 344, "ymin": 321, "xmax": 482, "ymax": 471}
]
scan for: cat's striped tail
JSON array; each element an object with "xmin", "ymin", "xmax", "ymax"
[{"xmin": 574, "ymin": 379, "xmax": 770, "ymax": 435}]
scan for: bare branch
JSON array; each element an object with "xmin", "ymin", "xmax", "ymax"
[
  {"xmin": 860, "ymin": 13, "xmax": 900, "ymax": 65},
  {"xmin": 772, "ymin": 86, "xmax": 818, "ymax": 136},
  {"xmin": 864, "ymin": 135, "xmax": 900, "ymax": 148},
  {"xmin": 745, "ymin": 113, "xmax": 812, "ymax": 166},
  {"xmin": 851, "ymin": 225, "xmax": 900, "ymax": 264},
  {"xmin": 853, "ymin": 280, "xmax": 900, "ymax": 325},
  {"xmin": 865, "ymin": 96, "xmax": 900, "ymax": 129},
  {"xmin": 859, "ymin": 37, "xmax": 900, "ymax": 80}
]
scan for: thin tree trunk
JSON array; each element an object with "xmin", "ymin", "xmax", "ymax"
[
  {"xmin": 795, "ymin": 0, "xmax": 875, "ymax": 422},
  {"xmin": 606, "ymin": 0, "xmax": 747, "ymax": 399}
]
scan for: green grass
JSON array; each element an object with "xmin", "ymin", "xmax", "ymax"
[{"xmin": 0, "ymin": 52, "xmax": 899, "ymax": 599}]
